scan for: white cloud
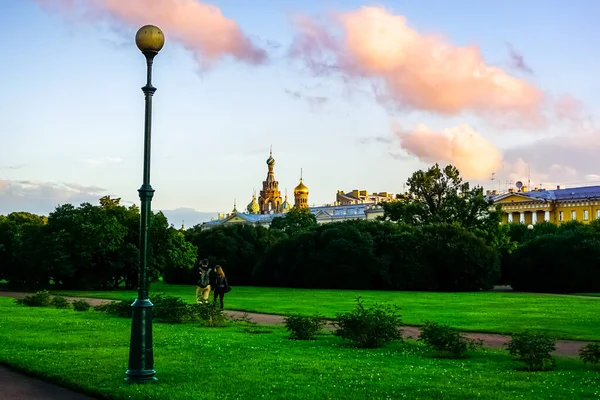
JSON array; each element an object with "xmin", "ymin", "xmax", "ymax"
[
  {"xmin": 82, "ymin": 157, "xmax": 122, "ymax": 166},
  {"xmin": 0, "ymin": 179, "xmax": 106, "ymax": 215}
]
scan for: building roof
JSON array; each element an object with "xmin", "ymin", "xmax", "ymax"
[{"xmin": 493, "ymin": 185, "xmax": 600, "ymax": 202}]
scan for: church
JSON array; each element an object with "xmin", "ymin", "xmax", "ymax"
[{"xmin": 200, "ymin": 150, "xmax": 390, "ymax": 230}]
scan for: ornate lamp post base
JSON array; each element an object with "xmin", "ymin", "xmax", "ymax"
[{"xmin": 125, "ymin": 299, "xmax": 157, "ymax": 384}]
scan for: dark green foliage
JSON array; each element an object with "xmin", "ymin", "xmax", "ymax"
[
  {"xmin": 152, "ymin": 294, "xmax": 193, "ymax": 323},
  {"xmin": 92, "ymin": 294, "xmax": 228, "ymax": 326},
  {"xmin": 50, "ymin": 295, "xmax": 70, "ymax": 309},
  {"xmin": 186, "ymin": 223, "xmax": 284, "ymax": 286},
  {"xmin": 270, "ymin": 207, "xmax": 317, "ymax": 236},
  {"xmin": 188, "ymin": 302, "xmax": 228, "ymax": 327},
  {"xmin": 333, "ymin": 297, "xmax": 403, "ymax": 348},
  {"xmin": 71, "ymin": 299, "xmax": 91, "ymax": 312},
  {"xmin": 579, "ymin": 343, "xmax": 600, "ymax": 366},
  {"xmin": 418, "ymin": 321, "xmax": 482, "ymax": 358},
  {"xmin": 14, "ymin": 290, "xmax": 51, "ymax": 307},
  {"xmin": 509, "ymin": 229, "xmax": 600, "ymax": 293},
  {"xmin": 283, "ymin": 314, "xmax": 325, "ymax": 340},
  {"xmin": 256, "ymin": 220, "xmax": 498, "ymax": 291},
  {"xmin": 506, "ymin": 331, "xmax": 556, "ymax": 371},
  {"xmin": 380, "ymin": 164, "xmax": 504, "ymax": 245},
  {"xmin": 94, "ymin": 300, "xmax": 133, "ymax": 318}
]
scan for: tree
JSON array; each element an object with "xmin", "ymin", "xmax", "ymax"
[
  {"xmin": 270, "ymin": 207, "xmax": 317, "ymax": 236},
  {"xmin": 381, "ymin": 164, "xmax": 505, "ymax": 247},
  {"xmin": 0, "ymin": 212, "xmax": 48, "ymax": 285}
]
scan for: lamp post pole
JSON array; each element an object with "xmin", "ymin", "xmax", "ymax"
[{"xmin": 126, "ymin": 25, "xmax": 165, "ymax": 384}]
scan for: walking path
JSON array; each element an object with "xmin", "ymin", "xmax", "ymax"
[
  {"xmin": 0, "ymin": 291, "xmax": 590, "ymax": 357},
  {"xmin": 0, "ymin": 365, "xmax": 95, "ymax": 400}
]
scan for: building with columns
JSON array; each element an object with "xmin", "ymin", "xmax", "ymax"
[{"xmin": 491, "ymin": 185, "xmax": 600, "ymax": 225}]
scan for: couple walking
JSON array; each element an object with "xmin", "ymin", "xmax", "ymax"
[{"xmin": 196, "ymin": 259, "xmax": 230, "ymax": 309}]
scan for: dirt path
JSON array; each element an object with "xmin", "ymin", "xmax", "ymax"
[{"xmin": 0, "ymin": 291, "xmax": 590, "ymax": 357}]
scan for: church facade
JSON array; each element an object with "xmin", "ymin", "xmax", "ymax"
[{"xmin": 200, "ymin": 150, "xmax": 389, "ymax": 230}]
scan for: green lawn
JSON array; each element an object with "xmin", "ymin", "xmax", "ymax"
[
  {"xmin": 50, "ymin": 283, "xmax": 600, "ymax": 341},
  {"xmin": 0, "ymin": 297, "xmax": 598, "ymax": 400}
]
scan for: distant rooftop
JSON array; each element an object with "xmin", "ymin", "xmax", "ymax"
[{"xmin": 491, "ymin": 185, "xmax": 600, "ymax": 202}]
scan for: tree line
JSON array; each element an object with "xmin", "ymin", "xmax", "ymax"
[{"xmin": 2, "ymin": 164, "xmax": 598, "ymax": 293}]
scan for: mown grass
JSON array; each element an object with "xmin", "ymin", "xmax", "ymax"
[
  {"xmin": 1, "ymin": 297, "xmax": 599, "ymax": 400},
  {"xmin": 50, "ymin": 283, "xmax": 600, "ymax": 341}
]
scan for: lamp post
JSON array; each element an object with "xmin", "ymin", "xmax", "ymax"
[{"xmin": 125, "ymin": 25, "xmax": 165, "ymax": 384}]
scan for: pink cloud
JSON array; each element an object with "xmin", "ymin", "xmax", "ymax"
[
  {"xmin": 35, "ymin": 0, "xmax": 267, "ymax": 67},
  {"xmin": 290, "ymin": 7, "xmax": 545, "ymax": 125},
  {"xmin": 396, "ymin": 123, "xmax": 503, "ymax": 180}
]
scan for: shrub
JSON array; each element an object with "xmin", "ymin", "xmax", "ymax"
[
  {"xmin": 506, "ymin": 331, "xmax": 556, "ymax": 371},
  {"xmin": 418, "ymin": 321, "xmax": 482, "ymax": 358},
  {"xmin": 94, "ymin": 299, "xmax": 133, "ymax": 318},
  {"xmin": 283, "ymin": 315, "xmax": 325, "ymax": 340},
  {"xmin": 189, "ymin": 302, "xmax": 228, "ymax": 327},
  {"xmin": 50, "ymin": 295, "xmax": 70, "ymax": 309},
  {"xmin": 152, "ymin": 294, "xmax": 192, "ymax": 323},
  {"xmin": 72, "ymin": 299, "xmax": 91, "ymax": 312},
  {"xmin": 580, "ymin": 343, "xmax": 600, "ymax": 366},
  {"xmin": 333, "ymin": 297, "xmax": 402, "ymax": 348},
  {"xmin": 14, "ymin": 290, "xmax": 51, "ymax": 307},
  {"xmin": 509, "ymin": 230, "xmax": 600, "ymax": 293}
]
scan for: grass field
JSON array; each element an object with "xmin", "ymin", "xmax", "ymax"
[
  {"xmin": 1, "ymin": 297, "xmax": 599, "ymax": 400},
  {"xmin": 50, "ymin": 283, "xmax": 600, "ymax": 341}
]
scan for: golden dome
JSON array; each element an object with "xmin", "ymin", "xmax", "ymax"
[
  {"xmin": 247, "ymin": 194, "xmax": 260, "ymax": 214},
  {"xmin": 294, "ymin": 180, "xmax": 309, "ymax": 195}
]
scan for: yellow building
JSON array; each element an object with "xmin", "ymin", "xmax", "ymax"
[
  {"xmin": 336, "ymin": 190, "xmax": 395, "ymax": 205},
  {"xmin": 492, "ymin": 185, "xmax": 600, "ymax": 225}
]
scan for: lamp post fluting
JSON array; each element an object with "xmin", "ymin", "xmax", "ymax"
[{"xmin": 125, "ymin": 25, "xmax": 165, "ymax": 384}]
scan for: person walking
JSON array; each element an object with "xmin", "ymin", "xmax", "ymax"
[
  {"xmin": 196, "ymin": 259, "xmax": 212, "ymax": 304},
  {"xmin": 213, "ymin": 265, "xmax": 230, "ymax": 309}
]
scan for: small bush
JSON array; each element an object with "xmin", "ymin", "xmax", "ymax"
[
  {"xmin": 94, "ymin": 300, "xmax": 133, "ymax": 318},
  {"xmin": 189, "ymin": 302, "xmax": 228, "ymax": 327},
  {"xmin": 283, "ymin": 314, "xmax": 325, "ymax": 340},
  {"xmin": 580, "ymin": 343, "xmax": 600, "ymax": 366},
  {"xmin": 50, "ymin": 295, "xmax": 70, "ymax": 309},
  {"xmin": 152, "ymin": 294, "xmax": 192, "ymax": 323},
  {"xmin": 72, "ymin": 299, "xmax": 91, "ymax": 312},
  {"xmin": 333, "ymin": 297, "xmax": 402, "ymax": 348},
  {"xmin": 506, "ymin": 331, "xmax": 556, "ymax": 371},
  {"xmin": 14, "ymin": 290, "xmax": 51, "ymax": 307},
  {"xmin": 418, "ymin": 321, "xmax": 482, "ymax": 358}
]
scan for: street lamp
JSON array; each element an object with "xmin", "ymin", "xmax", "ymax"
[
  {"xmin": 527, "ymin": 224, "xmax": 534, "ymax": 231},
  {"xmin": 125, "ymin": 25, "xmax": 165, "ymax": 384}
]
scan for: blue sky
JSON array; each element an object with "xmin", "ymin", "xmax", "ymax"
[{"xmin": 1, "ymin": 0, "xmax": 598, "ymax": 225}]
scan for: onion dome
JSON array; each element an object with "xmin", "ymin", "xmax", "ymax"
[
  {"xmin": 247, "ymin": 193, "xmax": 260, "ymax": 214},
  {"xmin": 294, "ymin": 179, "xmax": 309, "ymax": 195}
]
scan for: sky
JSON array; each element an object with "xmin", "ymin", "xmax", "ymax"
[{"xmin": 1, "ymin": 0, "xmax": 599, "ymax": 226}]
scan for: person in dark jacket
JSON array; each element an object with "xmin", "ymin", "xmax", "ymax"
[
  {"xmin": 213, "ymin": 265, "xmax": 229, "ymax": 309},
  {"xmin": 195, "ymin": 259, "xmax": 211, "ymax": 304}
]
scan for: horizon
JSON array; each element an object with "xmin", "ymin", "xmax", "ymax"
[{"xmin": 2, "ymin": 0, "xmax": 598, "ymax": 223}]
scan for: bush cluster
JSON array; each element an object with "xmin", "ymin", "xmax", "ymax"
[
  {"xmin": 333, "ymin": 298, "xmax": 403, "ymax": 348},
  {"xmin": 283, "ymin": 315, "xmax": 325, "ymax": 340},
  {"xmin": 418, "ymin": 321, "xmax": 482, "ymax": 358},
  {"xmin": 50, "ymin": 295, "xmax": 70, "ymax": 309},
  {"xmin": 15, "ymin": 290, "xmax": 51, "ymax": 307},
  {"xmin": 93, "ymin": 295, "xmax": 228, "ymax": 326},
  {"xmin": 506, "ymin": 331, "xmax": 556, "ymax": 371},
  {"xmin": 579, "ymin": 343, "xmax": 600, "ymax": 366},
  {"xmin": 72, "ymin": 299, "xmax": 91, "ymax": 312}
]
